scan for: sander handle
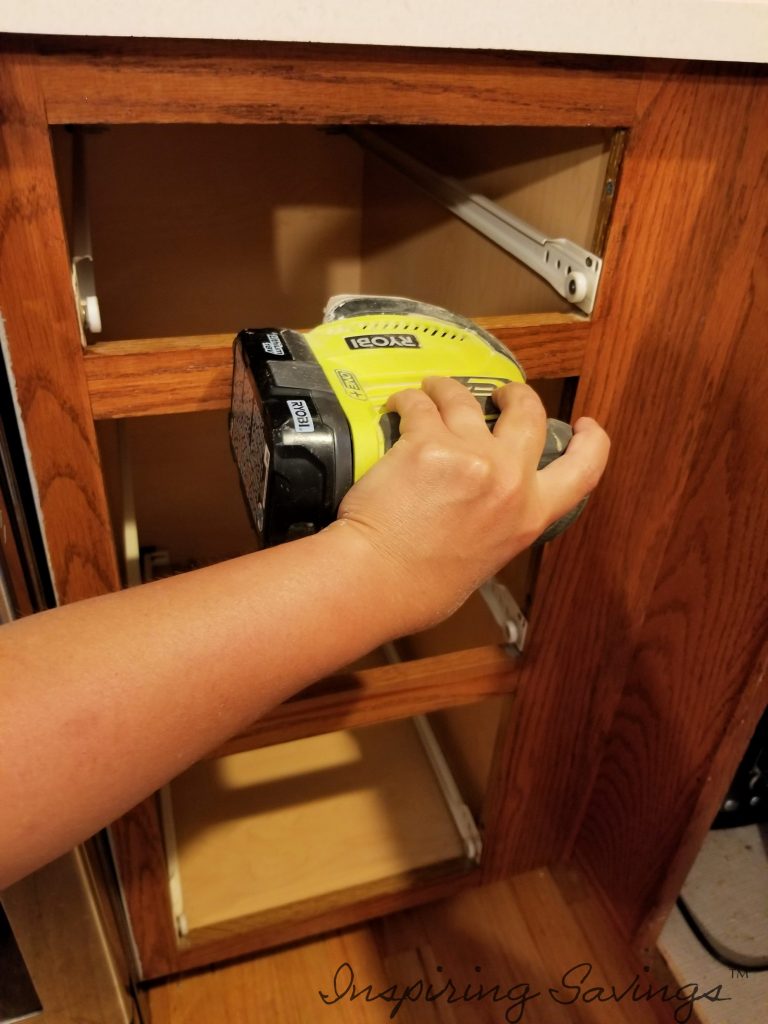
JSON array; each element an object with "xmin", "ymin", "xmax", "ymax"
[{"xmin": 379, "ymin": 412, "xmax": 586, "ymax": 544}]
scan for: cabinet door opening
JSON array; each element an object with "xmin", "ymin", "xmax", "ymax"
[{"xmin": 52, "ymin": 123, "xmax": 619, "ymax": 345}]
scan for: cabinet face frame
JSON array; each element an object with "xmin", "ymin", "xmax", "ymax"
[{"xmin": 2, "ymin": 39, "xmax": 766, "ymax": 978}]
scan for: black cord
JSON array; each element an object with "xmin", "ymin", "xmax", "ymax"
[{"xmin": 676, "ymin": 896, "xmax": 768, "ymax": 973}]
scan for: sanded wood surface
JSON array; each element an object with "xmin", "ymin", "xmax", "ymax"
[
  {"xmin": 481, "ymin": 63, "xmax": 768, "ymax": 929},
  {"xmin": 34, "ymin": 39, "xmax": 642, "ymax": 127},
  {"xmin": 0, "ymin": 51, "xmax": 120, "ymax": 602},
  {"xmin": 213, "ymin": 645, "xmax": 517, "ymax": 757},
  {"xmin": 150, "ymin": 866, "xmax": 679, "ymax": 1023},
  {"xmin": 84, "ymin": 314, "xmax": 588, "ymax": 419}
]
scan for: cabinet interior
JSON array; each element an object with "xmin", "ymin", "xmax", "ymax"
[
  {"xmin": 165, "ymin": 718, "xmax": 474, "ymax": 935},
  {"xmin": 57, "ymin": 121, "xmax": 606, "ymax": 942},
  {"xmin": 52, "ymin": 123, "xmax": 613, "ymax": 338}
]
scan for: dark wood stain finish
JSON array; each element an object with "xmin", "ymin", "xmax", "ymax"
[{"xmin": 36, "ymin": 38, "xmax": 642, "ymax": 127}]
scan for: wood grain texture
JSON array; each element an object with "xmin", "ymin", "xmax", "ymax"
[
  {"xmin": 10, "ymin": 33, "xmax": 766, "ymax": 983},
  {"xmin": 0, "ymin": 50, "xmax": 120, "ymax": 602},
  {"xmin": 34, "ymin": 38, "xmax": 642, "ymax": 127},
  {"xmin": 149, "ymin": 866, "xmax": 679, "ymax": 1022},
  {"xmin": 481, "ymin": 64, "xmax": 768, "ymax": 899},
  {"xmin": 633, "ymin": 640, "xmax": 768, "ymax": 953},
  {"xmin": 575, "ymin": 206, "xmax": 768, "ymax": 944},
  {"xmin": 107, "ymin": 795, "xmax": 181, "ymax": 978},
  {"xmin": 213, "ymin": 645, "xmax": 517, "ymax": 757},
  {"xmin": 550, "ymin": 864, "xmax": 681, "ymax": 1024},
  {"xmin": 84, "ymin": 335, "xmax": 255, "ymax": 419},
  {"xmin": 84, "ymin": 314, "xmax": 588, "ymax": 419},
  {"xmin": 0, "ymin": 47, "xmax": 180, "ymax": 987}
]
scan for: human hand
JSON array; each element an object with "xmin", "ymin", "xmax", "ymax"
[{"xmin": 327, "ymin": 377, "xmax": 609, "ymax": 637}]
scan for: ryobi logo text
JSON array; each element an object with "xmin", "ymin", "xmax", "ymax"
[
  {"xmin": 287, "ymin": 399, "xmax": 314, "ymax": 433},
  {"xmin": 345, "ymin": 334, "xmax": 420, "ymax": 350}
]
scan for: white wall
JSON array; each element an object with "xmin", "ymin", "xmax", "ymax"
[{"xmin": 1, "ymin": 0, "xmax": 766, "ymax": 62}]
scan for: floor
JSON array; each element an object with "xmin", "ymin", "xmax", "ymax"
[
  {"xmin": 658, "ymin": 824, "xmax": 768, "ymax": 1024},
  {"xmin": 147, "ymin": 867, "xmax": 680, "ymax": 1024}
]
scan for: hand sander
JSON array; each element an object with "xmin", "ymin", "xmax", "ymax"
[{"xmin": 230, "ymin": 295, "xmax": 585, "ymax": 547}]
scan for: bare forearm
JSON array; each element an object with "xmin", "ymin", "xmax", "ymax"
[
  {"xmin": 0, "ymin": 525, "xmax": 396, "ymax": 888},
  {"xmin": 0, "ymin": 379, "xmax": 609, "ymax": 889}
]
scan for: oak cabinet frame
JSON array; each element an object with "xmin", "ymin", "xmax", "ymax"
[{"xmin": 1, "ymin": 37, "xmax": 766, "ymax": 977}]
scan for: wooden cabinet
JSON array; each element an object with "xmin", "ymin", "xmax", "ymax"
[{"xmin": 1, "ymin": 37, "xmax": 766, "ymax": 983}]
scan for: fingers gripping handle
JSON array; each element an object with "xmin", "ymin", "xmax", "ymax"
[
  {"xmin": 536, "ymin": 419, "xmax": 588, "ymax": 543},
  {"xmin": 379, "ymin": 413, "xmax": 587, "ymax": 544}
]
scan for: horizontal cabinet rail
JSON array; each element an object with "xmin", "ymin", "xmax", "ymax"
[
  {"xmin": 34, "ymin": 40, "xmax": 641, "ymax": 128},
  {"xmin": 84, "ymin": 314, "xmax": 588, "ymax": 419},
  {"xmin": 176, "ymin": 862, "xmax": 478, "ymax": 974},
  {"xmin": 212, "ymin": 644, "xmax": 519, "ymax": 757}
]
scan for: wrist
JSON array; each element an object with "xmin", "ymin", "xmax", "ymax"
[{"xmin": 317, "ymin": 520, "xmax": 419, "ymax": 642}]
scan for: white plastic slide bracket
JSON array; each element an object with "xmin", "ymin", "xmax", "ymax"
[
  {"xmin": 412, "ymin": 715, "xmax": 483, "ymax": 864},
  {"xmin": 70, "ymin": 130, "xmax": 102, "ymax": 343},
  {"xmin": 72, "ymin": 259, "xmax": 102, "ymax": 338},
  {"xmin": 468, "ymin": 190, "xmax": 603, "ymax": 312},
  {"xmin": 380, "ymin": 643, "xmax": 483, "ymax": 863},
  {"xmin": 351, "ymin": 128, "xmax": 602, "ymax": 314},
  {"xmin": 158, "ymin": 785, "xmax": 189, "ymax": 938},
  {"xmin": 116, "ymin": 423, "xmax": 142, "ymax": 589},
  {"xmin": 479, "ymin": 578, "xmax": 529, "ymax": 653}
]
